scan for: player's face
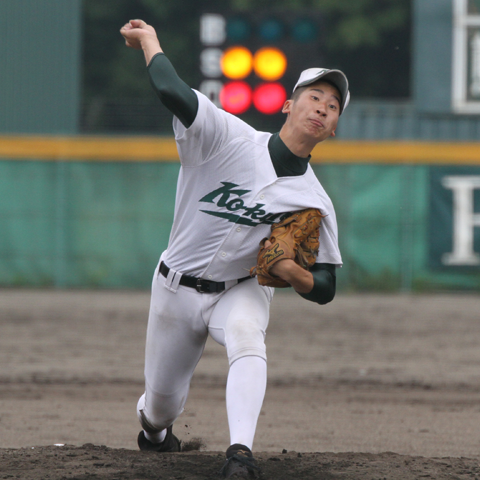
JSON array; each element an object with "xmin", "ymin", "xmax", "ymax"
[{"xmin": 282, "ymin": 81, "xmax": 341, "ymax": 142}]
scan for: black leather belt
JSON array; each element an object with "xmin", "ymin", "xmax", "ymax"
[{"xmin": 159, "ymin": 262, "xmax": 250, "ymax": 293}]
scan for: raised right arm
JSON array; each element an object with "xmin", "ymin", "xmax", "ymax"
[{"xmin": 120, "ymin": 20, "xmax": 198, "ymax": 128}]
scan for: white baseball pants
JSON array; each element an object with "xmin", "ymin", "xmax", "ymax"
[{"xmin": 137, "ymin": 260, "xmax": 273, "ymax": 449}]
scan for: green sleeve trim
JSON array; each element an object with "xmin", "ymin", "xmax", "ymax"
[
  {"xmin": 147, "ymin": 53, "xmax": 198, "ymax": 128},
  {"xmin": 298, "ymin": 263, "xmax": 336, "ymax": 305}
]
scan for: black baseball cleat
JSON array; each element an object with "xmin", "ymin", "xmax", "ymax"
[
  {"xmin": 137, "ymin": 425, "xmax": 181, "ymax": 452},
  {"xmin": 220, "ymin": 443, "xmax": 259, "ymax": 478}
]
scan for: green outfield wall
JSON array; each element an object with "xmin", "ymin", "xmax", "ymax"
[{"xmin": 1, "ymin": 137, "xmax": 479, "ymax": 291}]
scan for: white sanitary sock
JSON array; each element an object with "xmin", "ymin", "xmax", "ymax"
[{"xmin": 226, "ymin": 355, "xmax": 267, "ymax": 450}]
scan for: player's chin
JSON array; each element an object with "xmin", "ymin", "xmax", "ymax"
[
  {"xmin": 306, "ymin": 128, "xmax": 331, "ymax": 144},
  {"xmin": 305, "ymin": 123, "xmax": 329, "ymax": 141}
]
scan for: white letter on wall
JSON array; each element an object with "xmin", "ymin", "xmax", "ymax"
[{"xmin": 441, "ymin": 176, "xmax": 480, "ymax": 265}]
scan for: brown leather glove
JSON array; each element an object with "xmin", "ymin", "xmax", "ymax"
[{"xmin": 250, "ymin": 208, "xmax": 325, "ymax": 288}]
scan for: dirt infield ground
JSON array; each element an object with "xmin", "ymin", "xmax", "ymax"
[{"xmin": 1, "ymin": 289, "xmax": 480, "ymax": 479}]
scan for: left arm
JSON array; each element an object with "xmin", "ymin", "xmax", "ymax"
[{"xmin": 270, "ymin": 260, "xmax": 336, "ymax": 305}]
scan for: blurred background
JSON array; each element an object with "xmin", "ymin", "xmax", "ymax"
[{"xmin": 0, "ymin": 0, "xmax": 479, "ymax": 293}]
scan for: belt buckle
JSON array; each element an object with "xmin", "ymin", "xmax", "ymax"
[{"xmin": 196, "ymin": 279, "xmax": 209, "ymax": 293}]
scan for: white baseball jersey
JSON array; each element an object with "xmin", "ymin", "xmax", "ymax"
[{"xmin": 161, "ymin": 90, "xmax": 342, "ymax": 281}]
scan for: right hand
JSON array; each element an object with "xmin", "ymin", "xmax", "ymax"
[{"xmin": 120, "ymin": 19, "xmax": 160, "ymax": 51}]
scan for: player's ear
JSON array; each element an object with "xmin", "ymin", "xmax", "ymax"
[
  {"xmin": 330, "ymin": 129, "xmax": 336, "ymax": 138},
  {"xmin": 282, "ymin": 99, "xmax": 293, "ymax": 114}
]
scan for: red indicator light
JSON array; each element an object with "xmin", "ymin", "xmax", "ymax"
[
  {"xmin": 252, "ymin": 82, "xmax": 287, "ymax": 114},
  {"xmin": 220, "ymin": 81, "xmax": 253, "ymax": 114}
]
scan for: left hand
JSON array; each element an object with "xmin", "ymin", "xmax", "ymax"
[{"xmin": 263, "ymin": 240, "xmax": 314, "ymax": 293}]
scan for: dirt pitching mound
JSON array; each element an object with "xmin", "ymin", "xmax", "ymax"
[{"xmin": 1, "ymin": 443, "xmax": 480, "ymax": 480}]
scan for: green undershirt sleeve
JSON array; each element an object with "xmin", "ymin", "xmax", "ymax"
[
  {"xmin": 147, "ymin": 52, "xmax": 198, "ymax": 129},
  {"xmin": 298, "ymin": 263, "xmax": 336, "ymax": 305}
]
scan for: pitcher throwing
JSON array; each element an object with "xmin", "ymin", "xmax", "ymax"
[{"xmin": 120, "ymin": 18, "xmax": 350, "ymax": 479}]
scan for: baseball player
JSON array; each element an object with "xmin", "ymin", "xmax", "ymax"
[{"xmin": 120, "ymin": 19, "xmax": 349, "ymax": 479}]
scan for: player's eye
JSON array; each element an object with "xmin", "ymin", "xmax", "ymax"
[{"xmin": 329, "ymin": 104, "xmax": 338, "ymax": 110}]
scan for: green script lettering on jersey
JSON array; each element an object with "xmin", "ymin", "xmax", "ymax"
[
  {"xmin": 199, "ymin": 182, "xmax": 291, "ymax": 226},
  {"xmin": 199, "ymin": 182, "xmax": 250, "ymax": 206}
]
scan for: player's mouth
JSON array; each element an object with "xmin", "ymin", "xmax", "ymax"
[{"xmin": 309, "ymin": 118, "xmax": 324, "ymax": 129}]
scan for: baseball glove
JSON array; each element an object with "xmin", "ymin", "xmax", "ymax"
[{"xmin": 249, "ymin": 208, "xmax": 324, "ymax": 288}]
